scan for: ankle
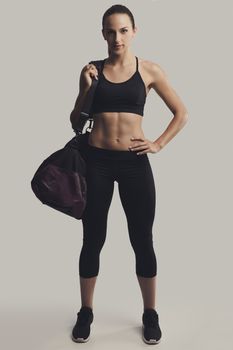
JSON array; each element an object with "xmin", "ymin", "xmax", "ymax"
[
  {"xmin": 81, "ymin": 305, "xmax": 93, "ymax": 310},
  {"xmin": 144, "ymin": 307, "xmax": 156, "ymax": 312}
]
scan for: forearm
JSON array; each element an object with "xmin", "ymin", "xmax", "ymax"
[
  {"xmin": 70, "ymin": 89, "xmax": 90, "ymax": 130},
  {"xmin": 153, "ymin": 110, "xmax": 188, "ymax": 150}
]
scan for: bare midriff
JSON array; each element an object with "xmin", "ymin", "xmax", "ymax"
[{"xmin": 88, "ymin": 112, "xmax": 145, "ymax": 150}]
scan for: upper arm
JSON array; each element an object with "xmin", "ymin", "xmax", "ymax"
[
  {"xmin": 148, "ymin": 62, "xmax": 188, "ymax": 115},
  {"xmin": 72, "ymin": 64, "xmax": 88, "ymax": 110}
]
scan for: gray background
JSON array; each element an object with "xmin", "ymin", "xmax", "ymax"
[{"xmin": 1, "ymin": 0, "xmax": 232, "ymax": 349}]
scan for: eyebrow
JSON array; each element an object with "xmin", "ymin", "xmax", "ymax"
[{"xmin": 106, "ymin": 27, "xmax": 129, "ymax": 30}]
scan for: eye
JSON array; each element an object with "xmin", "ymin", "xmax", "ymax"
[{"xmin": 106, "ymin": 29, "xmax": 128, "ymax": 34}]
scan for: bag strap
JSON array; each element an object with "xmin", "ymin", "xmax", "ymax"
[
  {"xmin": 72, "ymin": 59, "xmax": 104, "ymax": 134},
  {"xmin": 80, "ymin": 60, "xmax": 103, "ymax": 115}
]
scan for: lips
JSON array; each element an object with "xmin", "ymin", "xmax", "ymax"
[{"xmin": 114, "ymin": 45, "xmax": 122, "ymax": 48}]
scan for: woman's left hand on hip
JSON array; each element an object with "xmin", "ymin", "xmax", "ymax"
[{"xmin": 128, "ymin": 137, "xmax": 160, "ymax": 155}]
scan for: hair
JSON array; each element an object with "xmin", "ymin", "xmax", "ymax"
[{"xmin": 102, "ymin": 4, "xmax": 135, "ymax": 30}]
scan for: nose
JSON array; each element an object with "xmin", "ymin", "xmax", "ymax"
[{"xmin": 115, "ymin": 32, "xmax": 121, "ymax": 43}]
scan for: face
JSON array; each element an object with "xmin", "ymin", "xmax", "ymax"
[{"xmin": 102, "ymin": 13, "xmax": 137, "ymax": 53}]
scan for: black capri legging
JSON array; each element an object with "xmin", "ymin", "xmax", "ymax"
[{"xmin": 79, "ymin": 143, "xmax": 157, "ymax": 278}]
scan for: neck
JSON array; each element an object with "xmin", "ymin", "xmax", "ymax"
[{"xmin": 107, "ymin": 50, "xmax": 135, "ymax": 67}]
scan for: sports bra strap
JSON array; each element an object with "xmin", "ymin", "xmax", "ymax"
[{"xmin": 136, "ymin": 56, "xmax": 138, "ymax": 71}]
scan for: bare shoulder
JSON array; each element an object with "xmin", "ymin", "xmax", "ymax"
[
  {"xmin": 138, "ymin": 57, "xmax": 188, "ymax": 114},
  {"xmin": 138, "ymin": 58, "xmax": 168, "ymax": 88}
]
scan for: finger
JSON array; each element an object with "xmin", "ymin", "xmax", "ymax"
[
  {"xmin": 91, "ymin": 73, "xmax": 98, "ymax": 80},
  {"xmin": 129, "ymin": 145, "xmax": 147, "ymax": 151},
  {"xmin": 87, "ymin": 65, "xmax": 98, "ymax": 79},
  {"xmin": 130, "ymin": 142, "xmax": 147, "ymax": 148},
  {"xmin": 136, "ymin": 147, "xmax": 149, "ymax": 154},
  {"xmin": 131, "ymin": 137, "xmax": 145, "ymax": 141},
  {"xmin": 88, "ymin": 65, "xmax": 98, "ymax": 72}
]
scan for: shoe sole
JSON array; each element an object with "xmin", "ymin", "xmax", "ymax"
[
  {"xmin": 71, "ymin": 329, "xmax": 161, "ymax": 344},
  {"xmin": 71, "ymin": 334, "xmax": 90, "ymax": 343},
  {"xmin": 142, "ymin": 335, "xmax": 161, "ymax": 344},
  {"xmin": 142, "ymin": 326, "xmax": 161, "ymax": 345}
]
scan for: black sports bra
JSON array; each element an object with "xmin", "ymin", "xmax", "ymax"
[{"xmin": 91, "ymin": 56, "xmax": 147, "ymax": 117}]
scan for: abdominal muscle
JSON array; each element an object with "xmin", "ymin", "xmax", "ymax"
[{"xmin": 88, "ymin": 112, "xmax": 145, "ymax": 150}]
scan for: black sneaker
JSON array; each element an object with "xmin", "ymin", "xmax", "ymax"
[
  {"xmin": 142, "ymin": 308, "xmax": 162, "ymax": 344},
  {"xmin": 71, "ymin": 306, "xmax": 94, "ymax": 343}
]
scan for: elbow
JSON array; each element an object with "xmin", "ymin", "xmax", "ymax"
[
  {"xmin": 182, "ymin": 110, "xmax": 189, "ymax": 124},
  {"xmin": 70, "ymin": 109, "xmax": 74, "ymax": 122},
  {"xmin": 178, "ymin": 108, "xmax": 189, "ymax": 124},
  {"xmin": 70, "ymin": 108, "xmax": 77, "ymax": 122},
  {"xmin": 173, "ymin": 109, "xmax": 189, "ymax": 130},
  {"xmin": 183, "ymin": 108, "xmax": 189, "ymax": 119},
  {"xmin": 70, "ymin": 109, "xmax": 78, "ymax": 129},
  {"xmin": 180, "ymin": 112, "xmax": 188, "ymax": 129}
]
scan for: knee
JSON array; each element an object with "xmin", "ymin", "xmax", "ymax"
[
  {"xmin": 130, "ymin": 230, "xmax": 154, "ymax": 253},
  {"xmin": 82, "ymin": 234, "xmax": 106, "ymax": 252},
  {"xmin": 79, "ymin": 230, "xmax": 107, "ymax": 277},
  {"xmin": 79, "ymin": 245, "xmax": 102, "ymax": 278},
  {"xmin": 132, "ymin": 238, "xmax": 157, "ymax": 277},
  {"xmin": 136, "ymin": 254, "xmax": 157, "ymax": 277}
]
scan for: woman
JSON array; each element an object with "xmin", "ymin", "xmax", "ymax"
[{"xmin": 70, "ymin": 4, "xmax": 188, "ymax": 345}]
